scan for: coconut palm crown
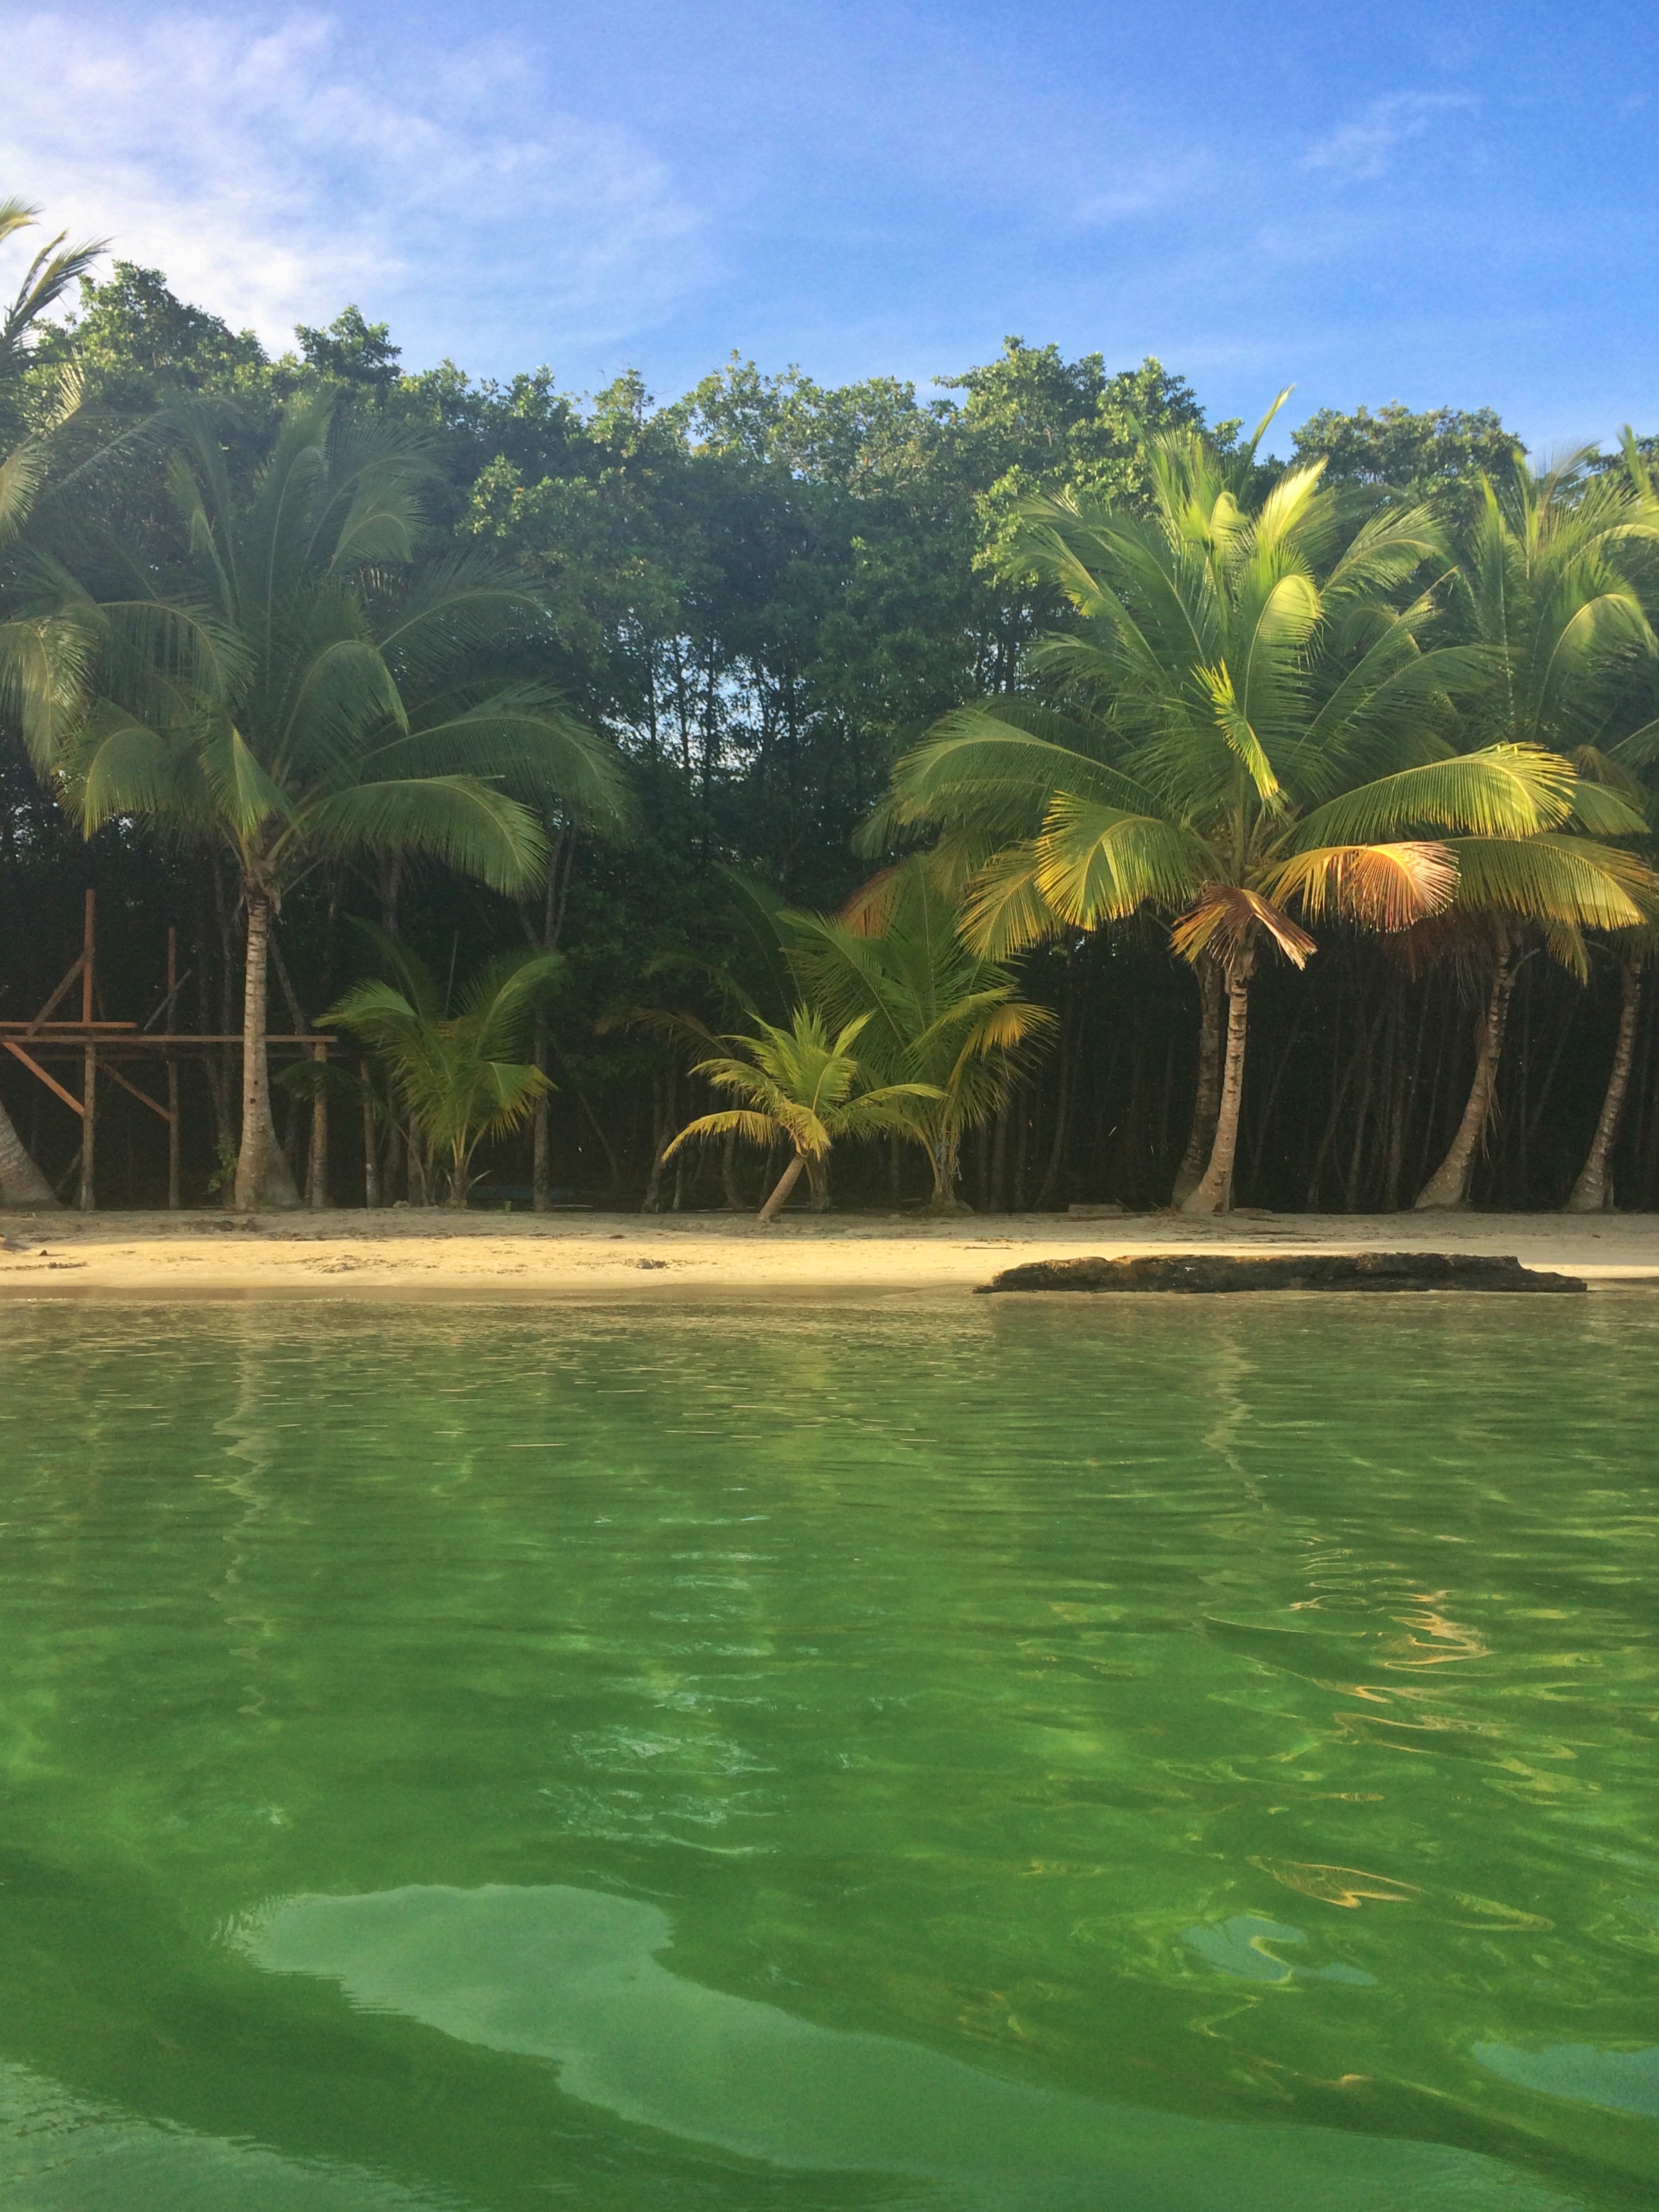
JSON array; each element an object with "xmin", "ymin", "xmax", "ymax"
[{"xmin": 664, "ymin": 1006, "xmax": 940, "ymax": 1221}]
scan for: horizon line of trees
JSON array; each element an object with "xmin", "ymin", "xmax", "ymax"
[{"xmin": 4, "ymin": 192, "xmax": 1659, "ymax": 1217}]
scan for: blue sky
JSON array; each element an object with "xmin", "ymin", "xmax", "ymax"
[{"xmin": 4, "ymin": 1, "xmax": 1656, "ymax": 451}]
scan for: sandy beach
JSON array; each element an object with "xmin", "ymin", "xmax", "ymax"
[{"xmin": 3, "ymin": 1205, "xmax": 1658, "ymax": 1297}]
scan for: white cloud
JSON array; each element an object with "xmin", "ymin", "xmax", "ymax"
[
  {"xmin": 1301, "ymin": 93, "xmax": 1475, "ymax": 186},
  {"xmin": 0, "ymin": 9, "xmax": 706, "ymax": 367},
  {"xmin": 1073, "ymin": 151, "xmax": 1218, "ymax": 227}
]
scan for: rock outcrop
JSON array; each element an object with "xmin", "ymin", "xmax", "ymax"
[{"xmin": 978, "ymin": 1253, "xmax": 1586, "ymax": 1295}]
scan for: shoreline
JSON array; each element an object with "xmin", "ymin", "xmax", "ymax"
[{"xmin": 5, "ymin": 1207, "xmax": 1659, "ymax": 1298}]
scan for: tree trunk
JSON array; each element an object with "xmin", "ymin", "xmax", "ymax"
[
  {"xmin": 1414, "ymin": 953, "xmax": 1514, "ymax": 1209},
  {"xmin": 1172, "ymin": 957, "xmax": 1224, "ymax": 1204},
  {"xmin": 1567, "ymin": 957, "xmax": 1642, "ymax": 1212},
  {"xmin": 234, "ymin": 890, "xmax": 299, "ymax": 1211},
  {"xmin": 0, "ymin": 1094, "xmax": 59, "ymax": 1206},
  {"xmin": 306, "ymin": 1044, "xmax": 329, "ymax": 1210},
  {"xmin": 531, "ymin": 1007, "xmax": 551, "ymax": 1212},
  {"xmin": 641, "ymin": 1072, "xmax": 675, "ymax": 1212},
  {"xmin": 758, "ymin": 1151, "xmax": 805, "ymax": 1223},
  {"xmin": 1180, "ymin": 950, "xmax": 1253, "ymax": 1217},
  {"xmin": 720, "ymin": 1129, "xmax": 742, "ymax": 1209},
  {"xmin": 361, "ymin": 1062, "xmax": 381, "ymax": 1209}
]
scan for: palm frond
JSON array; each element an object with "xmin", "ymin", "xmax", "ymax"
[
  {"xmin": 1291, "ymin": 744, "xmax": 1574, "ymax": 848},
  {"xmin": 297, "ymin": 776, "xmax": 547, "ymax": 893},
  {"xmin": 1266, "ymin": 842, "xmax": 1459, "ymax": 931},
  {"xmin": 1170, "ymin": 885, "xmax": 1318, "ymax": 969},
  {"xmin": 1448, "ymin": 835, "xmax": 1658, "ymax": 930}
]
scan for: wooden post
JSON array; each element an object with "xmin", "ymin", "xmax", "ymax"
[
  {"xmin": 166, "ymin": 926, "xmax": 181, "ymax": 1210},
  {"xmin": 78, "ymin": 891, "xmax": 96, "ymax": 1212},
  {"xmin": 307, "ymin": 1040, "xmax": 329, "ymax": 1209}
]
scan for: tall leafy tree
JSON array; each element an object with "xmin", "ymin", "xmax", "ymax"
[
  {"xmin": 28, "ymin": 390, "xmax": 627, "ymax": 1208},
  {"xmin": 878, "ymin": 418, "xmax": 1600, "ymax": 1213}
]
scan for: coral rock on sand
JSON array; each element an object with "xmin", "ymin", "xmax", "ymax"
[{"xmin": 978, "ymin": 1253, "xmax": 1587, "ymax": 1295}]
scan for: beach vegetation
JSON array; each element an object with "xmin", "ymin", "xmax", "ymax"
[{"xmin": 4, "ymin": 193, "xmax": 1659, "ymax": 1215}]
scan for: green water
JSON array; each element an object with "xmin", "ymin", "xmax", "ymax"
[{"xmin": 1, "ymin": 1295, "xmax": 1656, "ymax": 2211}]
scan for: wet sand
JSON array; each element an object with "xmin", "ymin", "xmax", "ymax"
[{"xmin": 2, "ymin": 1205, "xmax": 1658, "ymax": 1297}]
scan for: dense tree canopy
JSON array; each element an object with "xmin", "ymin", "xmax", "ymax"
[{"xmin": 5, "ymin": 210, "xmax": 1659, "ymax": 1216}]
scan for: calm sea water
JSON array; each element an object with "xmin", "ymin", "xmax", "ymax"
[{"xmin": 0, "ymin": 1294, "xmax": 1655, "ymax": 2211}]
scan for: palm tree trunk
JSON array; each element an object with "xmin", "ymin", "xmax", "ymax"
[
  {"xmin": 361, "ymin": 1061, "xmax": 381, "ymax": 1208},
  {"xmin": 1414, "ymin": 953, "xmax": 1514, "ymax": 1209},
  {"xmin": 531, "ymin": 1006, "xmax": 551, "ymax": 1212},
  {"xmin": 1172, "ymin": 957, "xmax": 1224, "ymax": 1204},
  {"xmin": 720, "ymin": 1129, "xmax": 742, "ymax": 1209},
  {"xmin": 758, "ymin": 1151, "xmax": 805, "ymax": 1223},
  {"xmin": 0, "ymin": 1093, "xmax": 59, "ymax": 1206},
  {"xmin": 234, "ymin": 890, "xmax": 299, "ymax": 1211},
  {"xmin": 1567, "ymin": 957, "xmax": 1642, "ymax": 1212},
  {"xmin": 1181, "ymin": 951, "xmax": 1253, "ymax": 1217},
  {"xmin": 927, "ymin": 1128, "xmax": 966, "ymax": 1212},
  {"xmin": 306, "ymin": 1045, "xmax": 329, "ymax": 1209}
]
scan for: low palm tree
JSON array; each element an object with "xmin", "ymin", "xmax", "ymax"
[
  {"xmin": 663, "ymin": 1006, "xmax": 939, "ymax": 1221},
  {"xmin": 787, "ymin": 857, "xmax": 1055, "ymax": 1210},
  {"xmin": 27, "ymin": 390, "xmax": 627, "ymax": 1208},
  {"xmin": 878, "ymin": 424, "xmax": 1581, "ymax": 1214},
  {"xmin": 327, "ymin": 933, "xmax": 562, "ymax": 1206}
]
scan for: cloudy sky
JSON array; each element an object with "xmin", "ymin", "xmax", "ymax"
[{"xmin": 3, "ymin": 0, "xmax": 1655, "ymax": 449}]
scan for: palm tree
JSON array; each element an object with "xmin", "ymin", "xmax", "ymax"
[
  {"xmin": 878, "ymin": 423, "xmax": 1578, "ymax": 1214},
  {"xmin": 0, "ymin": 200, "xmax": 105, "ymax": 1205},
  {"xmin": 327, "ymin": 933, "xmax": 562, "ymax": 1207},
  {"xmin": 0, "ymin": 197, "xmax": 105, "ymax": 424},
  {"xmin": 785, "ymin": 857, "xmax": 1055, "ymax": 1210},
  {"xmin": 1410, "ymin": 451, "xmax": 1659, "ymax": 1207},
  {"xmin": 663, "ymin": 1006, "xmax": 939, "ymax": 1221},
  {"xmin": 27, "ymin": 390, "xmax": 627, "ymax": 1208}
]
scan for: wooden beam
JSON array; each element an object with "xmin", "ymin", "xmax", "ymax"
[
  {"xmin": 1, "ymin": 1038, "xmax": 84, "ymax": 1115},
  {"xmin": 101, "ymin": 1061, "xmax": 174, "ymax": 1124},
  {"xmin": 79, "ymin": 1035, "xmax": 96, "ymax": 1210},
  {"xmin": 25, "ymin": 950, "xmax": 88, "ymax": 1034},
  {"xmin": 0, "ymin": 1032, "xmax": 336, "ymax": 1047},
  {"xmin": 166, "ymin": 926, "xmax": 180, "ymax": 1210},
  {"xmin": 81, "ymin": 889, "xmax": 95, "ymax": 1027}
]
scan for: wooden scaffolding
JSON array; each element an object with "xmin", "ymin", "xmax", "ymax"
[{"xmin": 1, "ymin": 891, "xmax": 332, "ymax": 1209}]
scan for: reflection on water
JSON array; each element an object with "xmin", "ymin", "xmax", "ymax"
[
  {"xmin": 1475, "ymin": 2044, "xmax": 1659, "ymax": 2120},
  {"xmin": 243, "ymin": 1880, "xmax": 1562, "ymax": 2208},
  {"xmin": 0, "ymin": 1294, "xmax": 1656, "ymax": 2210}
]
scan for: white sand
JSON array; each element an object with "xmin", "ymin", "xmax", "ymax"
[{"xmin": 1, "ymin": 1205, "xmax": 1656, "ymax": 1297}]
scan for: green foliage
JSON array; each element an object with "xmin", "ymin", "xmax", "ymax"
[
  {"xmin": 28, "ymin": 261, "xmax": 270, "ymax": 416},
  {"xmin": 1291, "ymin": 401, "xmax": 1525, "ymax": 499},
  {"xmin": 7, "ymin": 198, "xmax": 1659, "ymax": 1219},
  {"xmin": 664, "ymin": 1004, "xmax": 939, "ymax": 1217},
  {"xmin": 785, "ymin": 857, "xmax": 1055, "ymax": 1208},
  {"xmin": 328, "ymin": 930, "xmax": 562, "ymax": 1204}
]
